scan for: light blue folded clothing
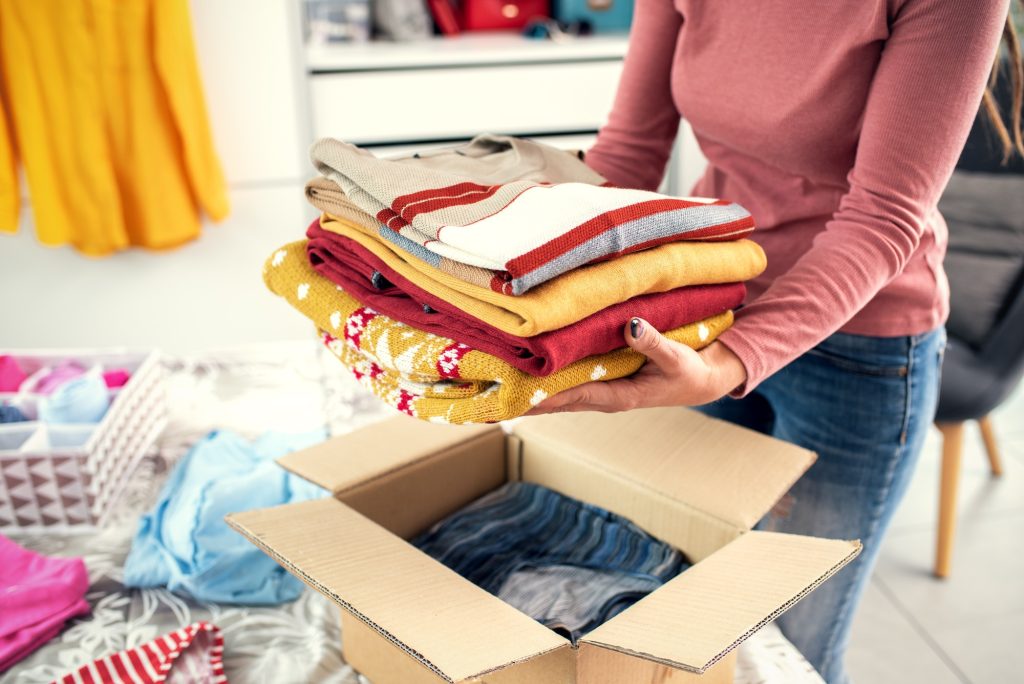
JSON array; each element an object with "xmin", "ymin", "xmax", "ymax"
[
  {"xmin": 124, "ymin": 429, "xmax": 327, "ymax": 605},
  {"xmin": 38, "ymin": 374, "xmax": 109, "ymax": 424}
]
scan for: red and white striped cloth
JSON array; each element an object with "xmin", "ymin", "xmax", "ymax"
[
  {"xmin": 310, "ymin": 135, "xmax": 755, "ymax": 295},
  {"xmin": 57, "ymin": 622, "xmax": 226, "ymax": 684}
]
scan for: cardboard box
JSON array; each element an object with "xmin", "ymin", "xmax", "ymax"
[{"xmin": 227, "ymin": 407, "xmax": 861, "ymax": 683}]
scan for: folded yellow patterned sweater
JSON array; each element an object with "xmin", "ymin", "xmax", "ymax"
[
  {"xmin": 320, "ymin": 213, "xmax": 764, "ymax": 336},
  {"xmin": 264, "ymin": 241, "xmax": 733, "ymax": 423}
]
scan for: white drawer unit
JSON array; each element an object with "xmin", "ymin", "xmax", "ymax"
[
  {"xmin": 301, "ymin": 33, "xmax": 697, "ymax": 196},
  {"xmin": 310, "ymin": 61, "xmax": 623, "ymax": 144},
  {"xmin": 305, "ymin": 34, "xmax": 628, "ymax": 145}
]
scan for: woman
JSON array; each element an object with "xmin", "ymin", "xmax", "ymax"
[{"xmin": 530, "ymin": 1, "xmax": 1023, "ymax": 681}]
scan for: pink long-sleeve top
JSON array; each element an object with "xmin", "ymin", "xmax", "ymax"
[{"xmin": 584, "ymin": 0, "xmax": 1010, "ymax": 393}]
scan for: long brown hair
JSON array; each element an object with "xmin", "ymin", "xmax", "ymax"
[{"xmin": 982, "ymin": 3, "xmax": 1024, "ymax": 162}]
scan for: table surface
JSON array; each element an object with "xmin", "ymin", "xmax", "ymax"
[{"xmin": 1, "ymin": 344, "xmax": 824, "ymax": 684}]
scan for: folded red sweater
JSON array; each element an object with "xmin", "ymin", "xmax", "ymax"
[{"xmin": 306, "ymin": 222, "xmax": 745, "ymax": 376}]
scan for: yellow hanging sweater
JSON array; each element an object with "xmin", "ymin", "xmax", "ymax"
[
  {"xmin": 0, "ymin": 0, "xmax": 228, "ymax": 255},
  {"xmin": 263, "ymin": 241, "xmax": 733, "ymax": 423}
]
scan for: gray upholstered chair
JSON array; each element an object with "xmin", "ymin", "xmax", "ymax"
[{"xmin": 932, "ymin": 88, "xmax": 1024, "ymax": 578}]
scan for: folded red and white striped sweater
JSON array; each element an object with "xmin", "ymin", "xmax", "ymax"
[{"xmin": 310, "ymin": 134, "xmax": 755, "ymax": 295}]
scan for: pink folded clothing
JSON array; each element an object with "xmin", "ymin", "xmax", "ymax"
[
  {"xmin": 102, "ymin": 369, "xmax": 131, "ymax": 389},
  {"xmin": 0, "ymin": 534, "xmax": 91, "ymax": 672},
  {"xmin": 306, "ymin": 222, "xmax": 746, "ymax": 376},
  {"xmin": 58, "ymin": 622, "xmax": 226, "ymax": 684},
  {"xmin": 0, "ymin": 355, "xmax": 28, "ymax": 392},
  {"xmin": 32, "ymin": 361, "xmax": 88, "ymax": 395}
]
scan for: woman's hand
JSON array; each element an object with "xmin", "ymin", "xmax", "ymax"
[{"xmin": 527, "ymin": 317, "xmax": 747, "ymax": 415}]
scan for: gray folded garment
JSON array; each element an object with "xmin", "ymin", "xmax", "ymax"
[
  {"xmin": 495, "ymin": 565, "xmax": 666, "ymax": 643},
  {"xmin": 411, "ymin": 481, "xmax": 688, "ymax": 644}
]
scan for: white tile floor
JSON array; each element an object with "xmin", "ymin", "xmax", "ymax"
[
  {"xmin": 847, "ymin": 384, "xmax": 1024, "ymax": 684},
  {"xmin": 4, "ymin": 185, "xmax": 1023, "ymax": 683}
]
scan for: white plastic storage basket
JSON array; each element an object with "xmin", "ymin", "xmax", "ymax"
[{"xmin": 0, "ymin": 349, "xmax": 166, "ymax": 531}]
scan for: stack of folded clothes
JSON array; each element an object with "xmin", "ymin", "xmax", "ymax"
[{"xmin": 264, "ymin": 134, "xmax": 767, "ymax": 423}]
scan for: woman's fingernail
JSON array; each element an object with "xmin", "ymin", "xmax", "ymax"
[{"xmin": 630, "ymin": 318, "xmax": 643, "ymax": 339}]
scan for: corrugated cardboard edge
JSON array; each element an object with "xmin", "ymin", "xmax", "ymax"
[
  {"xmin": 225, "ymin": 510, "xmax": 567, "ymax": 684},
  {"xmin": 517, "ymin": 427, "xmax": 742, "ymax": 533},
  {"xmin": 457, "ymin": 646, "xmax": 574, "ymax": 683},
  {"xmin": 582, "ymin": 539, "xmax": 862, "ymax": 674},
  {"xmin": 510, "ymin": 409, "xmax": 818, "ymax": 531},
  {"xmin": 576, "ymin": 643, "xmax": 736, "ymax": 684},
  {"xmin": 341, "ymin": 610, "xmax": 575, "ymax": 684},
  {"xmin": 331, "ymin": 428, "xmax": 503, "ymax": 496},
  {"xmin": 515, "ymin": 428, "xmax": 744, "ymax": 563},
  {"xmin": 337, "ymin": 428, "xmax": 508, "ymax": 540},
  {"xmin": 276, "ymin": 418, "xmax": 500, "ymax": 495},
  {"xmin": 224, "ymin": 514, "xmax": 450, "ymax": 680}
]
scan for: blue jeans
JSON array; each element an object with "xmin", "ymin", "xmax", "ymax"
[{"xmin": 697, "ymin": 327, "xmax": 946, "ymax": 684}]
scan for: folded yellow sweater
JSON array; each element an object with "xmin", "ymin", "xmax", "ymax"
[
  {"xmin": 264, "ymin": 241, "xmax": 733, "ymax": 423},
  {"xmin": 320, "ymin": 213, "xmax": 765, "ymax": 336}
]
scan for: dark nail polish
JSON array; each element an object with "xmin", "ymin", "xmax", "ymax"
[{"xmin": 630, "ymin": 318, "xmax": 643, "ymax": 339}]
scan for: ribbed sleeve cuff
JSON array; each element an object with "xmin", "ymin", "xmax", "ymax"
[{"xmin": 714, "ymin": 325, "xmax": 770, "ymax": 399}]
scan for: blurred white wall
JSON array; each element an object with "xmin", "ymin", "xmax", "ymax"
[{"xmin": 189, "ymin": 0, "xmax": 310, "ymax": 185}]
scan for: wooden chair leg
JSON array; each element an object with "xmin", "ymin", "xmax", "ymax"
[
  {"xmin": 977, "ymin": 415, "xmax": 1004, "ymax": 477},
  {"xmin": 935, "ymin": 422, "xmax": 964, "ymax": 579}
]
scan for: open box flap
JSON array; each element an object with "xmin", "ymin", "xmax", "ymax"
[
  {"xmin": 580, "ymin": 530, "xmax": 862, "ymax": 673},
  {"xmin": 276, "ymin": 415, "xmax": 499, "ymax": 494},
  {"xmin": 511, "ymin": 408, "xmax": 817, "ymax": 530},
  {"xmin": 226, "ymin": 498, "xmax": 566, "ymax": 683}
]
